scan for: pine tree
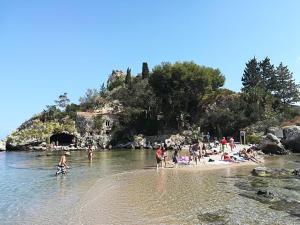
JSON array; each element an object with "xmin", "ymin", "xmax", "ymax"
[
  {"xmin": 142, "ymin": 62, "xmax": 149, "ymax": 79},
  {"xmin": 259, "ymin": 57, "xmax": 275, "ymax": 92},
  {"xmin": 125, "ymin": 67, "xmax": 132, "ymax": 87},
  {"xmin": 100, "ymin": 82, "xmax": 106, "ymax": 97},
  {"xmin": 55, "ymin": 92, "xmax": 70, "ymax": 110},
  {"xmin": 241, "ymin": 57, "xmax": 261, "ymax": 91},
  {"xmin": 274, "ymin": 62, "xmax": 300, "ymax": 106}
]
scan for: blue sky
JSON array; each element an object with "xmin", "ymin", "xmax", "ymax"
[{"xmin": 1, "ymin": 0, "xmax": 300, "ymax": 139}]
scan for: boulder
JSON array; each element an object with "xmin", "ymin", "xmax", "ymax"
[
  {"xmin": 133, "ymin": 134, "xmax": 146, "ymax": 149},
  {"xmin": 267, "ymin": 127, "xmax": 283, "ymax": 138},
  {"xmin": 258, "ymin": 133, "xmax": 288, "ymax": 155},
  {"xmin": 252, "ymin": 167, "xmax": 297, "ymax": 177},
  {"xmin": 165, "ymin": 134, "xmax": 185, "ymax": 148},
  {"xmin": 282, "ymin": 125, "xmax": 300, "ymax": 153},
  {"xmin": 0, "ymin": 140, "xmax": 6, "ymax": 151}
]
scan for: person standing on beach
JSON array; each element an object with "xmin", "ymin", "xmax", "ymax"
[
  {"xmin": 162, "ymin": 147, "xmax": 168, "ymax": 168},
  {"xmin": 220, "ymin": 137, "xmax": 227, "ymax": 152},
  {"xmin": 229, "ymin": 137, "xmax": 235, "ymax": 151},
  {"xmin": 155, "ymin": 145, "xmax": 162, "ymax": 169},
  {"xmin": 172, "ymin": 149, "xmax": 178, "ymax": 167}
]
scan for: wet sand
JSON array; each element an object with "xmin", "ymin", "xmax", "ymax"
[{"xmin": 68, "ymin": 145, "xmax": 266, "ymax": 225}]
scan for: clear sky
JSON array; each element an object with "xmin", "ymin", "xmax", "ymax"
[{"xmin": 1, "ymin": 0, "xmax": 300, "ymax": 139}]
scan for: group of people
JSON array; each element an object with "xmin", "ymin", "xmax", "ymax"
[
  {"xmin": 155, "ymin": 144, "xmax": 180, "ymax": 169},
  {"xmin": 155, "ymin": 141, "xmax": 210, "ymax": 169},
  {"xmin": 155, "ymin": 135, "xmax": 262, "ymax": 169},
  {"xmin": 188, "ymin": 142, "xmax": 207, "ymax": 165},
  {"xmin": 56, "ymin": 145, "xmax": 94, "ymax": 175}
]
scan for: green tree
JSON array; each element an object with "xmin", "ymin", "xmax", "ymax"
[
  {"xmin": 149, "ymin": 61, "xmax": 225, "ymax": 128},
  {"xmin": 274, "ymin": 63, "xmax": 300, "ymax": 106},
  {"xmin": 79, "ymin": 89, "xmax": 102, "ymax": 110},
  {"xmin": 142, "ymin": 62, "xmax": 149, "ymax": 79},
  {"xmin": 100, "ymin": 82, "xmax": 106, "ymax": 97},
  {"xmin": 241, "ymin": 57, "xmax": 261, "ymax": 91},
  {"xmin": 259, "ymin": 57, "xmax": 275, "ymax": 91},
  {"xmin": 55, "ymin": 93, "xmax": 70, "ymax": 110},
  {"xmin": 125, "ymin": 67, "xmax": 132, "ymax": 88}
]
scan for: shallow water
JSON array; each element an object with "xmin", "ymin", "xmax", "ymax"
[{"xmin": 0, "ymin": 151, "xmax": 299, "ymax": 225}]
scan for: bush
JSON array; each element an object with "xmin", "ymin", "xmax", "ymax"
[{"xmin": 246, "ymin": 134, "xmax": 262, "ymax": 144}]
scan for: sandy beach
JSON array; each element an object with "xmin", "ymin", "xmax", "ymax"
[{"xmin": 67, "ymin": 144, "xmax": 265, "ymax": 225}]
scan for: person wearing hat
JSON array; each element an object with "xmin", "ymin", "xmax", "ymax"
[{"xmin": 56, "ymin": 151, "xmax": 70, "ymax": 175}]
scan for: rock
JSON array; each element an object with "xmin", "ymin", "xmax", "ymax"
[
  {"xmin": 252, "ymin": 167, "xmax": 296, "ymax": 177},
  {"xmin": 257, "ymin": 190, "xmax": 275, "ymax": 199},
  {"xmin": 165, "ymin": 134, "xmax": 185, "ymax": 148},
  {"xmin": 258, "ymin": 133, "xmax": 288, "ymax": 155},
  {"xmin": 267, "ymin": 127, "xmax": 283, "ymax": 138},
  {"xmin": 133, "ymin": 134, "xmax": 146, "ymax": 149},
  {"xmin": 0, "ymin": 140, "xmax": 6, "ymax": 151},
  {"xmin": 115, "ymin": 142, "xmax": 134, "ymax": 149},
  {"xmin": 282, "ymin": 125, "xmax": 300, "ymax": 153},
  {"xmin": 197, "ymin": 210, "xmax": 230, "ymax": 224},
  {"xmin": 292, "ymin": 168, "xmax": 300, "ymax": 176}
]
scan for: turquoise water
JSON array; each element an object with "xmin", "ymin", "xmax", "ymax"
[{"xmin": 0, "ymin": 150, "xmax": 299, "ymax": 225}]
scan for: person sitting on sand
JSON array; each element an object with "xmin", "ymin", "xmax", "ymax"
[
  {"xmin": 244, "ymin": 149, "xmax": 261, "ymax": 163},
  {"xmin": 221, "ymin": 152, "xmax": 234, "ymax": 162},
  {"xmin": 155, "ymin": 145, "xmax": 163, "ymax": 169},
  {"xmin": 240, "ymin": 148, "xmax": 260, "ymax": 163}
]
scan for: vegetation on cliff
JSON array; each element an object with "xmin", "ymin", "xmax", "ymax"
[{"xmin": 6, "ymin": 58, "xmax": 300, "ymax": 146}]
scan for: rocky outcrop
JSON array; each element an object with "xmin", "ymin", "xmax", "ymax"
[
  {"xmin": 133, "ymin": 134, "xmax": 146, "ymax": 149},
  {"xmin": 252, "ymin": 167, "xmax": 299, "ymax": 178},
  {"xmin": 282, "ymin": 125, "xmax": 300, "ymax": 153},
  {"xmin": 267, "ymin": 127, "xmax": 283, "ymax": 138},
  {"xmin": 0, "ymin": 140, "xmax": 6, "ymax": 151},
  {"xmin": 165, "ymin": 134, "xmax": 185, "ymax": 148},
  {"xmin": 258, "ymin": 133, "xmax": 288, "ymax": 155}
]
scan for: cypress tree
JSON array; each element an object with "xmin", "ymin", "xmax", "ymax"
[
  {"xmin": 125, "ymin": 67, "xmax": 132, "ymax": 88},
  {"xmin": 142, "ymin": 62, "xmax": 149, "ymax": 79}
]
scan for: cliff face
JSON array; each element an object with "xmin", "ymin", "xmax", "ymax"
[
  {"xmin": 6, "ymin": 118, "xmax": 77, "ymax": 150},
  {"xmin": 0, "ymin": 140, "xmax": 5, "ymax": 151},
  {"xmin": 5, "ymin": 100, "xmax": 122, "ymax": 150}
]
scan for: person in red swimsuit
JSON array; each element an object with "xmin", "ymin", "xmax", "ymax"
[
  {"xmin": 220, "ymin": 137, "xmax": 227, "ymax": 152},
  {"xmin": 155, "ymin": 146, "xmax": 162, "ymax": 169},
  {"xmin": 221, "ymin": 152, "xmax": 233, "ymax": 162}
]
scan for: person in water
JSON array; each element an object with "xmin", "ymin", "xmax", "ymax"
[
  {"xmin": 172, "ymin": 149, "xmax": 179, "ymax": 167},
  {"xmin": 155, "ymin": 145, "xmax": 162, "ymax": 169},
  {"xmin": 57, "ymin": 151, "xmax": 70, "ymax": 175},
  {"xmin": 87, "ymin": 145, "xmax": 93, "ymax": 161},
  {"xmin": 162, "ymin": 147, "xmax": 168, "ymax": 168}
]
